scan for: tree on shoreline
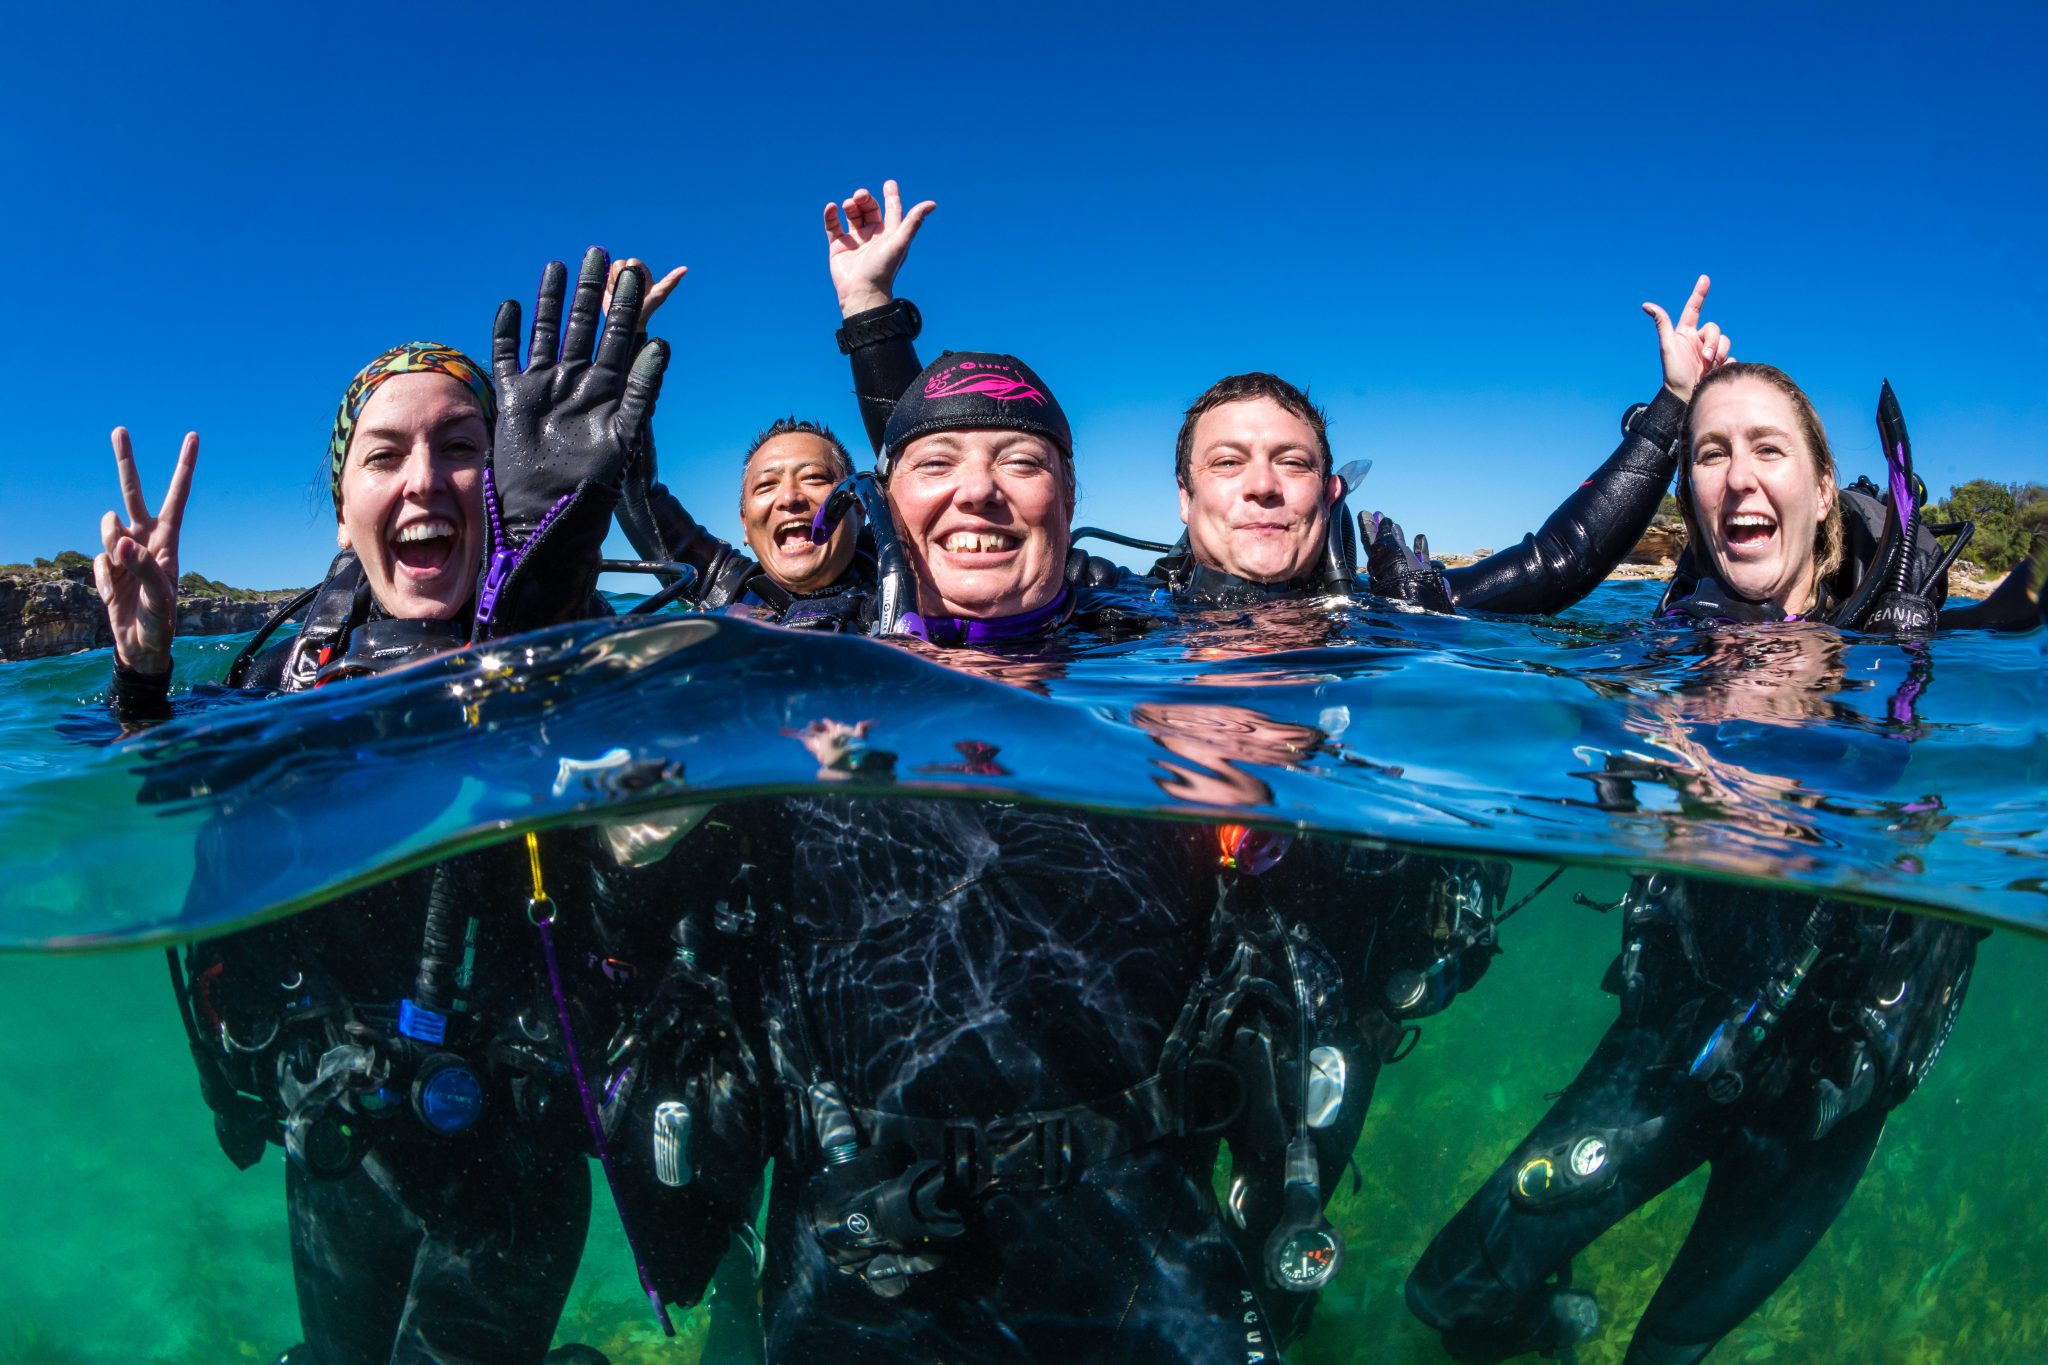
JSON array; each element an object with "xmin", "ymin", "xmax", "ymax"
[{"xmin": 1927, "ymin": 481, "xmax": 2047, "ymax": 575}]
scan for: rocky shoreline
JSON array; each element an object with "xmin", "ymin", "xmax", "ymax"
[{"xmin": 0, "ymin": 572, "xmax": 295, "ymax": 663}]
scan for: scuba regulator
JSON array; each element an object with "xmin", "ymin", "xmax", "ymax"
[{"xmin": 282, "ymin": 859, "xmax": 501, "ymax": 1179}]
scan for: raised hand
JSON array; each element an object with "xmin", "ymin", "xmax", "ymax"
[
  {"xmin": 490, "ymin": 247, "xmax": 671, "ymax": 526},
  {"xmin": 477, "ymin": 248, "xmax": 671, "ymax": 636},
  {"xmin": 602, "ymin": 257, "xmax": 688, "ymax": 332},
  {"xmin": 1643, "ymin": 275, "xmax": 1734, "ymax": 403},
  {"xmin": 825, "ymin": 179, "xmax": 936, "ymax": 317},
  {"xmin": 93, "ymin": 427, "xmax": 197, "ymax": 674}
]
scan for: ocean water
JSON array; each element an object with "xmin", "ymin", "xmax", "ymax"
[{"xmin": 0, "ymin": 584, "xmax": 2041, "ymax": 1362}]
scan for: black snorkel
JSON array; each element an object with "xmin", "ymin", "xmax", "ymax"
[
  {"xmin": 1317, "ymin": 459, "xmax": 1371, "ymax": 596},
  {"xmin": 812, "ymin": 472, "xmax": 914, "ymax": 635},
  {"xmin": 1834, "ymin": 380, "xmax": 1920, "ymax": 632}
]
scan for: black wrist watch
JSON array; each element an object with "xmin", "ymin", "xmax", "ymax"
[{"xmin": 835, "ymin": 299, "xmax": 923, "ymax": 355}]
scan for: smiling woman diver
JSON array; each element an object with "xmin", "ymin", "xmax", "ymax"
[
  {"xmin": 1659, "ymin": 362, "xmax": 2045, "ymax": 632},
  {"xmin": 1404, "ymin": 367, "xmax": 2008, "ymax": 1365},
  {"xmin": 93, "ymin": 254, "xmax": 746, "ymax": 1365}
]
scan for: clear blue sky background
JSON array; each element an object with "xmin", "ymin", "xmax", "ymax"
[{"xmin": 3, "ymin": 3, "xmax": 2042, "ymax": 590}]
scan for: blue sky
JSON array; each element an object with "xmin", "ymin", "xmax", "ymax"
[{"xmin": 4, "ymin": 4, "xmax": 2043, "ymax": 590}]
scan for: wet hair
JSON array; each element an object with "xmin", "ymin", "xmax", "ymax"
[
  {"xmin": 1681, "ymin": 363, "xmax": 1846, "ymax": 595},
  {"xmin": 743, "ymin": 418, "xmax": 854, "ymax": 482},
  {"xmin": 1174, "ymin": 372, "xmax": 1331, "ymax": 488}
]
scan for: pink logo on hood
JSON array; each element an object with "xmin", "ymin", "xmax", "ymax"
[{"xmin": 924, "ymin": 360, "xmax": 1046, "ymax": 405}]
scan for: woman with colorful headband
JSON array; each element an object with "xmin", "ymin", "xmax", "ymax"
[{"xmin": 95, "ymin": 254, "xmax": 726, "ymax": 1365}]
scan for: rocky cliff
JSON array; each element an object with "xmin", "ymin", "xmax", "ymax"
[{"xmin": 0, "ymin": 572, "xmax": 293, "ymax": 663}]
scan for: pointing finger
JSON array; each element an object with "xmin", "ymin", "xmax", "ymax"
[
  {"xmin": 1678, "ymin": 274, "xmax": 1710, "ymax": 330},
  {"xmin": 883, "ymin": 179, "xmax": 903, "ymax": 229},
  {"xmin": 112, "ymin": 427, "xmax": 149, "ymax": 526},
  {"xmin": 646, "ymin": 266, "xmax": 687, "ymax": 312}
]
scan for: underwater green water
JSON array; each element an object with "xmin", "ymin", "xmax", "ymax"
[
  {"xmin": 1, "ymin": 859, "xmax": 2039, "ymax": 1363},
  {"xmin": 0, "ymin": 588, "xmax": 2040, "ymax": 1361}
]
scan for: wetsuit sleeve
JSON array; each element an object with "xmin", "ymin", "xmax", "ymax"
[
  {"xmin": 107, "ymin": 661, "xmax": 173, "ymax": 724},
  {"xmin": 618, "ymin": 464, "xmax": 758, "ymax": 607},
  {"xmin": 1442, "ymin": 388, "xmax": 1685, "ymax": 615},
  {"xmin": 1936, "ymin": 550, "xmax": 2047, "ymax": 632},
  {"xmin": 837, "ymin": 299, "xmax": 924, "ymax": 454}
]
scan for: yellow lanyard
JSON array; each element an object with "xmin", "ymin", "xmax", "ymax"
[{"xmin": 525, "ymin": 831, "xmax": 555, "ymax": 925}]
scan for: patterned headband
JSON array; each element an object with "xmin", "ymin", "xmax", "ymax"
[{"xmin": 328, "ymin": 342, "xmax": 496, "ymax": 514}]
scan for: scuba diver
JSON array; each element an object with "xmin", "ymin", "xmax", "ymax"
[
  {"xmin": 616, "ymin": 408, "xmax": 878, "ymax": 628},
  {"xmin": 1404, "ymin": 366, "xmax": 2004, "ymax": 1364},
  {"xmin": 1657, "ymin": 362, "xmax": 2045, "ymax": 634},
  {"xmin": 819, "ymin": 180, "xmax": 1730, "ymax": 616},
  {"xmin": 98, "ymin": 253, "xmax": 745, "ymax": 1364}
]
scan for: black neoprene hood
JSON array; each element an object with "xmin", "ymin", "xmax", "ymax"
[{"xmin": 880, "ymin": 351, "xmax": 1073, "ymax": 470}]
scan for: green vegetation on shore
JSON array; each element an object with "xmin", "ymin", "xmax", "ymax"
[
  {"xmin": 1, "ymin": 551, "xmax": 299, "ymax": 601},
  {"xmin": 1927, "ymin": 481, "xmax": 2047, "ymax": 575}
]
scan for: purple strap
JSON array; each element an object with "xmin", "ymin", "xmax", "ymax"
[
  {"xmin": 536, "ymin": 917, "xmax": 675, "ymax": 1336},
  {"xmin": 901, "ymin": 587, "xmax": 1072, "ymax": 646},
  {"xmin": 1888, "ymin": 669, "xmax": 1927, "ymax": 725},
  {"xmin": 473, "ymin": 468, "xmax": 577, "ymax": 637}
]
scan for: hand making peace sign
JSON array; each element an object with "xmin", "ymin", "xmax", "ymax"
[{"xmin": 93, "ymin": 427, "xmax": 197, "ymax": 676}]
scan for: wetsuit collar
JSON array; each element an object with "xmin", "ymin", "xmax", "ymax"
[
  {"xmin": 900, "ymin": 586, "xmax": 1073, "ymax": 646},
  {"xmin": 1179, "ymin": 561, "xmax": 1320, "ymax": 604},
  {"xmin": 1659, "ymin": 575, "xmax": 1795, "ymax": 625}
]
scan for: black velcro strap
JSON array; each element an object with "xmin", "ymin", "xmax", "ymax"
[{"xmin": 836, "ymin": 299, "xmax": 924, "ymax": 355}]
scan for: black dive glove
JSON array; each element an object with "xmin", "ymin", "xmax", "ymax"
[
  {"xmin": 475, "ymin": 248, "xmax": 670, "ymax": 639},
  {"xmin": 1362, "ymin": 512, "xmax": 1454, "ymax": 612}
]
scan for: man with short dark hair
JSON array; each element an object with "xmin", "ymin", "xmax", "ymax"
[{"xmin": 618, "ymin": 413, "xmax": 875, "ymax": 628}]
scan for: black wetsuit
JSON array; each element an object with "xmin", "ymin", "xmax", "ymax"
[
  {"xmin": 1406, "ymin": 522, "xmax": 1986, "ymax": 1364},
  {"xmin": 142, "ymin": 563, "xmax": 717, "ymax": 1365},
  {"xmin": 618, "ymin": 655, "xmax": 1508, "ymax": 1363},
  {"xmin": 836, "ymin": 297, "xmax": 1684, "ymax": 616},
  {"xmin": 1404, "ymin": 875, "xmax": 1977, "ymax": 1365}
]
